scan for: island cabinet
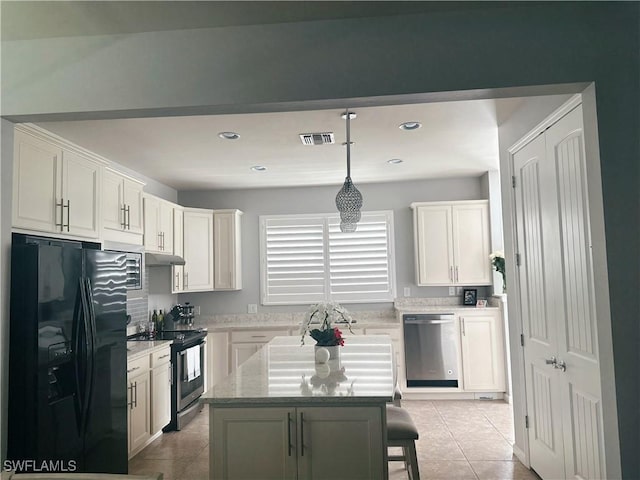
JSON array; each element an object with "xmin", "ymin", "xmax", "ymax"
[
  {"xmin": 127, "ymin": 354, "xmax": 151, "ymax": 457},
  {"xmin": 459, "ymin": 310, "xmax": 506, "ymax": 392},
  {"xmin": 411, "ymin": 200, "xmax": 491, "ymax": 286},
  {"xmin": 13, "ymin": 126, "xmax": 103, "ymax": 240},
  {"xmin": 203, "ymin": 335, "xmax": 394, "ymax": 480},
  {"xmin": 211, "ymin": 406, "xmax": 384, "ymax": 480},
  {"xmin": 102, "ymin": 167, "xmax": 145, "ymax": 243}
]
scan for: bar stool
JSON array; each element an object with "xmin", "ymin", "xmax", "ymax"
[{"xmin": 386, "ymin": 405, "xmax": 420, "ymax": 480}]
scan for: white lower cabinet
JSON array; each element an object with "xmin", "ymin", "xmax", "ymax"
[
  {"xmin": 207, "ymin": 332, "xmax": 230, "ymax": 388},
  {"xmin": 150, "ymin": 346, "xmax": 172, "ymax": 434},
  {"xmin": 127, "ymin": 355, "xmax": 151, "ymax": 457},
  {"xmin": 211, "ymin": 405, "xmax": 384, "ymax": 480},
  {"xmin": 459, "ymin": 311, "xmax": 506, "ymax": 392},
  {"xmin": 229, "ymin": 329, "xmax": 290, "ymax": 372}
]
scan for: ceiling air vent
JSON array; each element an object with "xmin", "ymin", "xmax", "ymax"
[{"xmin": 299, "ymin": 132, "xmax": 335, "ymax": 146}]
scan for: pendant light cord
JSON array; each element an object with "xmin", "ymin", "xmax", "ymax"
[{"xmin": 346, "ymin": 109, "xmax": 351, "ymax": 178}]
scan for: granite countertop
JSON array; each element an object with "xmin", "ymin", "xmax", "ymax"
[
  {"xmin": 201, "ymin": 335, "xmax": 395, "ymax": 406},
  {"xmin": 126, "ymin": 340, "xmax": 173, "ymax": 360}
]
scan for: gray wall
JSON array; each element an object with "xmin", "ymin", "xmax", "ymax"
[
  {"xmin": 178, "ymin": 177, "xmax": 488, "ymax": 315},
  {"xmin": 1, "ymin": 3, "xmax": 638, "ymax": 475},
  {"xmin": 0, "ymin": 119, "xmax": 13, "ymax": 468}
]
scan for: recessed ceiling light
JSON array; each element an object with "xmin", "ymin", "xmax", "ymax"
[
  {"xmin": 387, "ymin": 158, "xmax": 404, "ymax": 165},
  {"xmin": 251, "ymin": 165, "xmax": 267, "ymax": 172},
  {"xmin": 399, "ymin": 121, "xmax": 422, "ymax": 131},
  {"xmin": 218, "ymin": 131, "xmax": 240, "ymax": 140}
]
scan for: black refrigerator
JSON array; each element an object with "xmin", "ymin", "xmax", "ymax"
[{"xmin": 7, "ymin": 234, "xmax": 129, "ymax": 474}]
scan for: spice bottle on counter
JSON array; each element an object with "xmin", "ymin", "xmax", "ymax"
[
  {"xmin": 157, "ymin": 309, "xmax": 164, "ymax": 332},
  {"xmin": 149, "ymin": 310, "xmax": 158, "ymax": 339}
]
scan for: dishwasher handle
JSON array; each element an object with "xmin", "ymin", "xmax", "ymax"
[
  {"xmin": 404, "ymin": 319, "xmax": 454, "ymax": 325},
  {"xmin": 403, "ymin": 314, "xmax": 455, "ymax": 324}
]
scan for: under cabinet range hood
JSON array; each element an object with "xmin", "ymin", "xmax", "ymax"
[{"xmin": 145, "ymin": 252, "xmax": 186, "ymax": 266}]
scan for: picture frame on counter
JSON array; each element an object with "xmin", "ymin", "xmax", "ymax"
[
  {"xmin": 476, "ymin": 299, "xmax": 487, "ymax": 308},
  {"xmin": 463, "ymin": 289, "xmax": 477, "ymax": 306}
]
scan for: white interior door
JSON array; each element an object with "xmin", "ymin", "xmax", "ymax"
[
  {"xmin": 514, "ymin": 133, "xmax": 566, "ymax": 480},
  {"xmin": 514, "ymin": 104, "xmax": 605, "ymax": 480},
  {"xmin": 547, "ymin": 105, "xmax": 604, "ymax": 480}
]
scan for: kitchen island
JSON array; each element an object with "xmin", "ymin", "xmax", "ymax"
[{"xmin": 201, "ymin": 335, "xmax": 395, "ymax": 480}]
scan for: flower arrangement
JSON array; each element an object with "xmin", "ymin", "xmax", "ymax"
[
  {"xmin": 490, "ymin": 250, "xmax": 506, "ymax": 291},
  {"xmin": 300, "ymin": 302, "xmax": 354, "ymax": 346}
]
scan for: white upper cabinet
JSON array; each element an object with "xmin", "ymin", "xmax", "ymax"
[
  {"xmin": 213, "ymin": 209, "xmax": 243, "ymax": 291},
  {"xmin": 13, "ymin": 127, "xmax": 102, "ymax": 239},
  {"xmin": 144, "ymin": 194, "xmax": 176, "ymax": 254},
  {"xmin": 183, "ymin": 207, "xmax": 214, "ymax": 292},
  {"xmin": 412, "ymin": 200, "xmax": 491, "ymax": 286},
  {"xmin": 171, "ymin": 206, "xmax": 184, "ymax": 293},
  {"xmin": 103, "ymin": 168, "xmax": 144, "ymax": 243}
]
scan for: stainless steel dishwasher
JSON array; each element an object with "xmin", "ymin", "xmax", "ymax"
[{"xmin": 403, "ymin": 313, "xmax": 459, "ymax": 387}]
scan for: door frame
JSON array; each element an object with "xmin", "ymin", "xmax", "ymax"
[{"xmin": 503, "ymin": 85, "xmax": 621, "ymax": 478}]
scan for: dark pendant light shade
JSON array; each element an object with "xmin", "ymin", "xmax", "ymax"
[{"xmin": 335, "ymin": 110, "xmax": 363, "ymax": 232}]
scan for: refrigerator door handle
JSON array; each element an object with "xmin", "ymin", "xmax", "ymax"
[
  {"xmin": 83, "ymin": 278, "xmax": 98, "ymax": 433},
  {"xmin": 78, "ymin": 279, "xmax": 94, "ymax": 436},
  {"xmin": 72, "ymin": 280, "xmax": 85, "ymax": 435}
]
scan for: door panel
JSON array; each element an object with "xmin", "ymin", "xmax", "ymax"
[
  {"xmin": 547, "ymin": 105, "xmax": 604, "ymax": 479},
  {"xmin": 63, "ymin": 151, "xmax": 100, "ymax": 238},
  {"xmin": 515, "ymin": 104, "xmax": 604, "ymax": 480},
  {"xmin": 415, "ymin": 205, "xmax": 453, "ymax": 285},
  {"xmin": 514, "ymin": 134, "xmax": 565, "ymax": 480},
  {"xmin": 452, "ymin": 203, "xmax": 491, "ymax": 285}
]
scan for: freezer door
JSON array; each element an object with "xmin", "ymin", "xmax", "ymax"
[
  {"xmin": 82, "ymin": 250, "xmax": 128, "ymax": 474},
  {"xmin": 8, "ymin": 242, "xmax": 84, "ymax": 469}
]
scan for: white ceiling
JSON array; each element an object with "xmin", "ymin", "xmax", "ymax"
[{"xmin": 36, "ymin": 98, "xmax": 522, "ymax": 191}]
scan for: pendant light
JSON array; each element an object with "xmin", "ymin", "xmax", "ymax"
[{"xmin": 335, "ymin": 110, "xmax": 363, "ymax": 232}]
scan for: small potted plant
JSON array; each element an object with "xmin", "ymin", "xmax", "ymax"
[
  {"xmin": 300, "ymin": 302, "xmax": 354, "ymax": 362},
  {"xmin": 490, "ymin": 250, "xmax": 506, "ymax": 292}
]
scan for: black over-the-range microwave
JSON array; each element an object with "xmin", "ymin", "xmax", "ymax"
[{"xmin": 104, "ymin": 242, "xmax": 143, "ymax": 290}]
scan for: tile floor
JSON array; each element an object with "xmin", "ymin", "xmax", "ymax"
[{"xmin": 129, "ymin": 400, "xmax": 541, "ymax": 480}]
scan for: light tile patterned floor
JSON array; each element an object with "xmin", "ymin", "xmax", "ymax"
[{"xmin": 130, "ymin": 400, "xmax": 541, "ymax": 480}]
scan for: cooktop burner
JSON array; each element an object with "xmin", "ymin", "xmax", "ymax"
[{"xmin": 128, "ymin": 329, "xmax": 206, "ymax": 344}]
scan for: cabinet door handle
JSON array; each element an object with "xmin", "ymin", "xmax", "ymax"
[
  {"xmin": 251, "ymin": 335, "xmax": 267, "ymax": 338},
  {"xmin": 461, "ymin": 318, "xmax": 466, "ymax": 336},
  {"xmin": 287, "ymin": 412, "xmax": 293, "ymax": 456},
  {"xmin": 449, "ymin": 266, "xmax": 454, "ymax": 283},
  {"xmin": 126, "ymin": 205, "xmax": 131, "ymax": 230},
  {"xmin": 127, "ymin": 366, "xmax": 140, "ymax": 374},
  {"xmin": 56, "ymin": 198, "xmax": 64, "ymax": 231},
  {"xmin": 455, "ymin": 266, "xmax": 459, "ymax": 282},
  {"xmin": 121, "ymin": 205, "xmax": 127, "ymax": 229},
  {"xmin": 169, "ymin": 366, "xmax": 173, "ymax": 385},
  {"xmin": 184, "ymin": 272, "xmax": 189, "ymax": 289},
  {"xmin": 299, "ymin": 412, "xmax": 305, "ymax": 456},
  {"xmin": 159, "ymin": 354, "xmax": 170, "ymax": 360},
  {"xmin": 63, "ymin": 200, "xmax": 70, "ymax": 231},
  {"xmin": 133, "ymin": 381, "xmax": 138, "ymax": 408},
  {"xmin": 175, "ymin": 272, "xmax": 180, "ymax": 290}
]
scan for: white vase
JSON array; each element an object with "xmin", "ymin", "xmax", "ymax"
[{"xmin": 314, "ymin": 346, "xmax": 331, "ymax": 364}]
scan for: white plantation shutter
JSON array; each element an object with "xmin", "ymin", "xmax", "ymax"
[
  {"xmin": 261, "ymin": 212, "xmax": 395, "ymax": 304},
  {"xmin": 261, "ymin": 216, "xmax": 327, "ymax": 304},
  {"xmin": 328, "ymin": 212, "xmax": 395, "ymax": 302}
]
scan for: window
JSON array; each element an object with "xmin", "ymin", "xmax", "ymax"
[{"xmin": 260, "ymin": 211, "xmax": 396, "ymax": 305}]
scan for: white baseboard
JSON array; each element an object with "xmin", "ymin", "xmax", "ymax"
[
  {"xmin": 512, "ymin": 444, "xmax": 529, "ymax": 467},
  {"xmin": 403, "ymin": 391, "xmax": 505, "ymax": 401},
  {"xmin": 503, "ymin": 392, "xmax": 511, "ymax": 404}
]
